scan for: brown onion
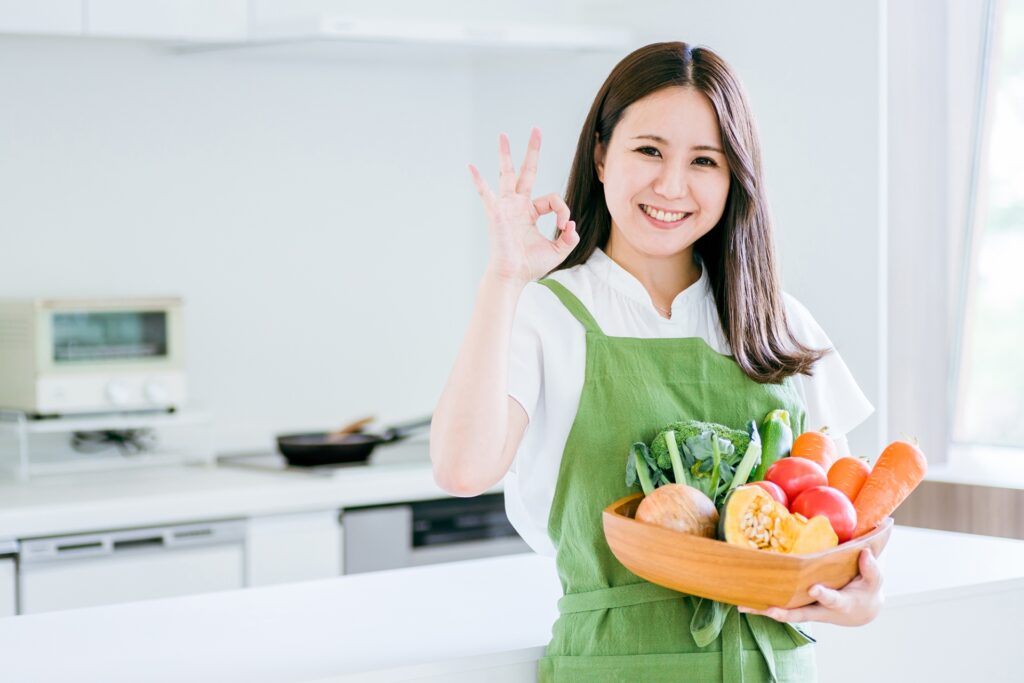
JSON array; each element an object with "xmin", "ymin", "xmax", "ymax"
[{"xmin": 635, "ymin": 484, "xmax": 719, "ymax": 538}]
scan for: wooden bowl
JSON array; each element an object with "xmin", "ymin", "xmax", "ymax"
[{"xmin": 603, "ymin": 493, "xmax": 893, "ymax": 610}]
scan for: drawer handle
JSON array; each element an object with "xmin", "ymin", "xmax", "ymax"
[{"xmin": 112, "ymin": 537, "xmax": 164, "ymax": 551}]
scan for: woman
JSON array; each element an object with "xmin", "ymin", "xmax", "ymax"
[{"xmin": 430, "ymin": 41, "xmax": 883, "ymax": 682}]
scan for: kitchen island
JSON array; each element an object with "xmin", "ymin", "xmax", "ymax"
[{"xmin": 1, "ymin": 525, "xmax": 1022, "ymax": 682}]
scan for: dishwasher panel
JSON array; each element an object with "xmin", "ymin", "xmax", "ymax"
[
  {"xmin": 342, "ymin": 494, "xmax": 531, "ymax": 575},
  {"xmin": 18, "ymin": 520, "xmax": 245, "ymax": 615}
]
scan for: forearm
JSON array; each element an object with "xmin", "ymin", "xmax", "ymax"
[{"xmin": 430, "ymin": 269, "xmax": 526, "ymax": 495}]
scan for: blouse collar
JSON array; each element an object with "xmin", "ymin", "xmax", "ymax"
[{"xmin": 586, "ymin": 246, "xmax": 710, "ymax": 314}]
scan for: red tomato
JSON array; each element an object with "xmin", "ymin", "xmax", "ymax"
[
  {"xmin": 765, "ymin": 457, "xmax": 828, "ymax": 504},
  {"xmin": 791, "ymin": 486, "xmax": 858, "ymax": 543},
  {"xmin": 747, "ymin": 480, "xmax": 789, "ymax": 508}
]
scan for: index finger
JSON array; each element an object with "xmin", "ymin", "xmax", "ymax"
[{"xmin": 515, "ymin": 127, "xmax": 542, "ymax": 196}]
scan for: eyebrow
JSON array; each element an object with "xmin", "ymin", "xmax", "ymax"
[{"xmin": 631, "ymin": 135, "xmax": 724, "ymax": 154}]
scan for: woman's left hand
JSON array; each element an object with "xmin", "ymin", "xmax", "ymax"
[{"xmin": 738, "ymin": 548, "xmax": 884, "ymax": 626}]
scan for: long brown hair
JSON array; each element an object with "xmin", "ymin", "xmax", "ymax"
[{"xmin": 549, "ymin": 41, "xmax": 829, "ymax": 384}]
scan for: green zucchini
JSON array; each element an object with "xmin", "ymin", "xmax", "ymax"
[{"xmin": 750, "ymin": 409, "xmax": 792, "ymax": 481}]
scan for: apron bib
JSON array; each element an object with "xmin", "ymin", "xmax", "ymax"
[{"xmin": 535, "ymin": 278, "xmax": 818, "ymax": 683}]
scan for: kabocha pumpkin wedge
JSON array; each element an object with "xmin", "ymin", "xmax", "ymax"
[{"xmin": 719, "ymin": 485, "xmax": 838, "ymax": 554}]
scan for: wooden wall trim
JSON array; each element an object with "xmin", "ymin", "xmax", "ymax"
[{"xmin": 893, "ymin": 480, "xmax": 1024, "ymax": 540}]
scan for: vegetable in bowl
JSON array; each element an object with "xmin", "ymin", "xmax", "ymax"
[{"xmin": 628, "ymin": 419, "xmax": 763, "ymax": 509}]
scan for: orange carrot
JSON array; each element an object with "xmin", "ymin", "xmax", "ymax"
[
  {"xmin": 852, "ymin": 440, "xmax": 927, "ymax": 537},
  {"xmin": 828, "ymin": 456, "xmax": 871, "ymax": 502},
  {"xmin": 791, "ymin": 428, "xmax": 839, "ymax": 472}
]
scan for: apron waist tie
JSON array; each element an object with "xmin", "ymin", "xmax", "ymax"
[
  {"xmin": 557, "ymin": 582, "xmax": 813, "ymax": 683},
  {"xmin": 557, "ymin": 580, "xmax": 680, "ymax": 613}
]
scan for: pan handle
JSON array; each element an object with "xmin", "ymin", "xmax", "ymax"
[{"xmin": 381, "ymin": 415, "xmax": 432, "ymax": 442}]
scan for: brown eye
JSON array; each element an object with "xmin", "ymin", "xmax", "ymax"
[
  {"xmin": 694, "ymin": 157, "xmax": 718, "ymax": 167},
  {"xmin": 635, "ymin": 146, "xmax": 662, "ymax": 158}
]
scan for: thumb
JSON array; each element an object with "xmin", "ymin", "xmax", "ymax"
[
  {"xmin": 858, "ymin": 548, "xmax": 882, "ymax": 586},
  {"xmin": 809, "ymin": 584, "xmax": 846, "ymax": 609}
]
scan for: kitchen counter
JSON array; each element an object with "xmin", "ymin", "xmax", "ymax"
[
  {"xmin": 1, "ymin": 525, "xmax": 1022, "ymax": 682},
  {"xmin": 0, "ymin": 437, "xmax": 479, "ymax": 540}
]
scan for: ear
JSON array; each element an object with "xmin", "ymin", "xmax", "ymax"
[{"xmin": 593, "ymin": 133, "xmax": 606, "ymax": 183}]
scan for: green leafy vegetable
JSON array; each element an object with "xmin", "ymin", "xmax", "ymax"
[
  {"xmin": 627, "ymin": 442, "xmax": 654, "ymax": 495},
  {"xmin": 652, "ymin": 420, "xmax": 750, "ymax": 471},
  {"xmin": 730, "ymin": 421, "xmax": 762, "ymax": 490},
  {"xmin": 625, "ymin": 418, "xmax": 765, "ymax": 508},
  {"xmin": 680, "ymin": 431, "xmax": 735, "ymax": 504},
  {"xmin": 664, "ymin": 430, "xmax": 689, "ymax": 486}
]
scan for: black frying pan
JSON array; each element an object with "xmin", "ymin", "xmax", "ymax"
[{"xmin": 276, "ymin": 415, "xmax": 432, "ymax": 467}]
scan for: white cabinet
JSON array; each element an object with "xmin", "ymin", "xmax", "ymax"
[
  {"xmin": 0, "ymin": 557, "xmax": 15, "ymax": 618},
  {"xmin": 0, "ymin": 0, "xmax": 82, "ymax": 35},
  {"xmin": 18, "ymin": 520, "xmax": 245, "ymax": 615},
  {"xmin": 85, "ymin": 0, "xmax": 247, "ymax": 40},
  {"xmin": 246, "ymin": 509, "xmax": 341, "ymax": 587},
  {"xmin": 12, "ymin": 510, "xmax": 343, "ymax": 615}
]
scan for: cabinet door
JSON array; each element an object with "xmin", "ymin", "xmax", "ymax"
[
  {"xmin": 0, "ymin": 0, "xmax": 82, "ymax": 34},
  {"xmin": 19, "ymin": 543, "xmax": 244, "ymax": 615},
  {"xmin": 246, "ymin": 510, "xmax": 342, "ymax": 587},
  {"xmin": 0, "ymin": 558, "xmax": 15, "ymax": 617}
]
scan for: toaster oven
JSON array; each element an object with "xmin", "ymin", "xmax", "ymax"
[{"xmin": 0, "ymin": 297, "xmax": 187, "ymax": 416}]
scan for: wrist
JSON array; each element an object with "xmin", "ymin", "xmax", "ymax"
[{"xmin": 482, "ymin": 266, "xmax": 531, "ymax": 292}]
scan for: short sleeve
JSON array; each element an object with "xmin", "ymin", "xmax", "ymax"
[
  {"xmin": 783, "ymin": 293, "xmax": 874, "ymax": 438},
  {"xmin": 507, "ymin": 282, "xmax": 544, "ymax": 426}
]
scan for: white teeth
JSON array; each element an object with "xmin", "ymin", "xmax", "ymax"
[{"xmin": 642, "ymin": 205, "xmax": 688, "ymax": 222}]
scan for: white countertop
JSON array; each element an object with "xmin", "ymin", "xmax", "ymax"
[
  {"xmin": 0, "ymin": 438, "xmax": 487, "ymax": 540},
  {"xmin": 2, "ymin": 525, "xmax": 1024, "ymax": 682}
]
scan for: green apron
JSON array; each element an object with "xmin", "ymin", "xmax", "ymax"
[{"xmin": 535, "ymin": 278, "xmax": 818, "ymax": 683}]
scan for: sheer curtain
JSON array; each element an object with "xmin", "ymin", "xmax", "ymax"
[
  {"xmin": 952, "ymin": 0, "xmax": 1024, "ymax": 450},
  {"xmin": 887, "ymin": 0, "xmax": 996, "ymax": 467}
]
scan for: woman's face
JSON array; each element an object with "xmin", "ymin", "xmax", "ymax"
[{"xmin": 595, "ymin": 86, "xmax": 731, "ymax": 259}]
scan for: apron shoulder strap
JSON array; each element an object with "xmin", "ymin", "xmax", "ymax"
[{"xmin": 537, "ymin": 278, "xmax": 605, "ymax": 336}]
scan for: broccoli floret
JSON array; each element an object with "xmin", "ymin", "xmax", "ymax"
[{"xmin": 650, "ymin": 420, "xmax": 750, "ymax": 471}]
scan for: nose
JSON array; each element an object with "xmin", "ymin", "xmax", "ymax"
[{"xmin": 653, "ymin": 163, "xmax": 691, "ymax": 200}]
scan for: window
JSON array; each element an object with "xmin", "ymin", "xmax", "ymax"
[{"xmin": 955, "ymin": 0, "xmax": 1024, "ymax": 447}]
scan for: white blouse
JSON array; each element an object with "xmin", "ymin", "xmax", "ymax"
[{"xmin": 504, "ymin": 247, "xmax": 875, "ymax": 557}]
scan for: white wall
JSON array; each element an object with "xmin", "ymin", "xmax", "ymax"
[
  {"xmin": 0, "ymin": 34, "xmax": 480, "ymax": 451},
  {"xmin": 0, "ymin": 1, "xmax": 892, "ymax": 459}
]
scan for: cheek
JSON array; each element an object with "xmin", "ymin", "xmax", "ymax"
[
  {"xmin": 605, "ymin": 158, "xmax": 651, "ymax": 205},
  {"xmin": 694, "ymin": 173, "xmax": 731, "ymax": 211}
]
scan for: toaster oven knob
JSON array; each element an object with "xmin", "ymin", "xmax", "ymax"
[
  {"xmin": 105, "ymin": 380, "xmax": 132, "ymax": 406},
  {"xmin": 144, "ymin": 380, "xmax": 169, "ymax": 404}
]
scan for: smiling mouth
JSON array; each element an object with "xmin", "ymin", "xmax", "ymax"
[{"xmin": 639, "ymin": 204, "xmax": 693, "ymax": 226}]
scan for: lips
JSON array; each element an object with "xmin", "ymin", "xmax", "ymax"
[{"xmin": 639, "ymin": 204, "xmax": 692, "ymax": 229}]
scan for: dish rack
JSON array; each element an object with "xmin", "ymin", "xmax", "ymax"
[{"xmin": 0, "ymin": 409, "xmax": 215, "ymax": 480}]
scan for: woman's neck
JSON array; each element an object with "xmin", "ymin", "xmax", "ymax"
[{"xmin": 605, "ymin": 231, "xmax": 702, "ymax": 314}]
